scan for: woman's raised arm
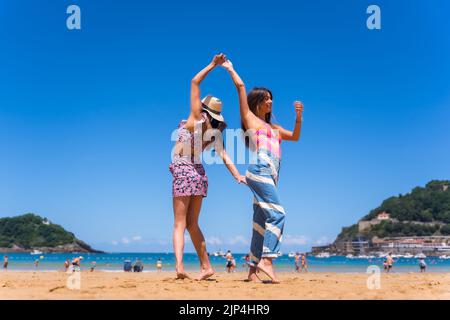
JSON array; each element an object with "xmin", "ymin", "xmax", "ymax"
[
  {"xmin": 222, "ymin": 60, "xmax": 259, "ymax": 130},
  {"xmin": 272, "ymin": 101, "xmax": 304, "ymax": 141},
  {"xmin": 190, "ymin": 54, "xmax": 226, "ymax": 120}
]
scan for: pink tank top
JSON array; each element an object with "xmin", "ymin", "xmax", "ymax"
[{"xmin": 255, "ymin": 123, "xmax": 281, "ymax": 159}]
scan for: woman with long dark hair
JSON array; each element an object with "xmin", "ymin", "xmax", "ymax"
[
  {"xmin": 222, "ymin": 59, "xmax": 303, "ymax": 283},
  {"xmin": 170, "ymin": 54, "xmax": 246, "ymax": 280}
]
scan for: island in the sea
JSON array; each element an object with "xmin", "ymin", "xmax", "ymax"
[
  {"xmin": 0, "ymin": 213, "xmax": 103, "ymax": 253},
  {"xmin": 312, "ymin": 180, "xmax": 450, "ymax": 257}
]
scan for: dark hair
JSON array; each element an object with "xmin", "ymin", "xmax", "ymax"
[
  {"xmin": 202, "ymin": 112, "xmax": 227, "ymax": 131},
  {"xmin": 242, "ymin": 87, "xmax": 273, "ymax": 148}
]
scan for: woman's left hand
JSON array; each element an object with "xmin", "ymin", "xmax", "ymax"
[{"xmin": 294, "ymin": 101, "xmax": 304, "ymax": 117}]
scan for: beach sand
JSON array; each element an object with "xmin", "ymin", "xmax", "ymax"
[{"xmin": 1, "ymin": 271, "xmax": 450, "ymax": 300}]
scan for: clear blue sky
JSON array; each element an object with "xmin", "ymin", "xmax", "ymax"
[{"xmin": 1, "ymin": 0, "xmax": 449, "ymax": 253}]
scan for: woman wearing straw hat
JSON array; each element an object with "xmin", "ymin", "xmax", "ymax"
[
  {"xmin": 222, "ymin": 58, "xmax": 303, "ymax": 283},
  {"xmin": 169, "ymin": 53, "xmax": 246, "ymax": 281}
]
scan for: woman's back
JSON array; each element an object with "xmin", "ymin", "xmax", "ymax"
[{"xmin": 172, "ymin": 113, "xmax": 213, "ymax": 164}]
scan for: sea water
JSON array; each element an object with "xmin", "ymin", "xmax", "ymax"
[{"xmin": 2, "ymin": 253, "xmax": 450, "ymax": 273}]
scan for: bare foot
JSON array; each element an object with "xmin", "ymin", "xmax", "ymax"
[
  {"xmin": 176, "ymin": 272, "xmax": 190, "ymax": 280},
  {"xmin": 247, "ymin": 266, "xmax": 262, "ymax": 283},
  {"xmin": 256, "ymin": 258, "xmax": 280, "ymax": 284},
  {"xmin": 176, "ymin": 266, "xmax": 190, "ymax": 280},
  {"xmin": 195, "ymin": 268, "xmax": 215, "ymax": 281}
]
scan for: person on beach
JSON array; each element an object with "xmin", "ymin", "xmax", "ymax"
[
  {"xmin": 124, "ymin": 260, "xmax": 132, "ymax": 272},
  {"xmin": 223, "ymin": 59, "xmax": 303, "ymax": 283},
  {"xmin": 385, "ymin": 253, "xmax": 394, "ymax": 273},
  {"xmin": 294, "ymin": 253, "xmax": 301, "ymax": 272},
  {"xmin": 90, "ymin": 261, "xmax": 96, "ymax": 272},
  {"xmin": 64, "ymin": 259, "xmax": 70, "ymax": 271},
  {"xmin": 72, "ymin": 256, "xmax": 83, "ymax": 271},
  {"xmin": 34, "ymin": 259, "xmax": 39, "ymax": 269},
  {"xmin": 231, "ymin": 257, "xmax": 237, "ymax": 272},
  {"xmin": 243, "ymin": 254, "xmax": 250, "ymax": 270},
  {"xmin": 419, "ymin": 258, "xmax": 427, "ymax": 273},
  {"xmin": 133, "ymin": 259, "xmax": 144, "ymax": 272},
  {"xmin": 301, "ymin": 254, "xmax": 308, "ymax": 273},
  {"xmin": 225, "ymin": 251, "xmax": 233, "ymax": 273},
  {"xmin": 156, "ymin": 258, "xmax": 162, "ymax": 272},
  {"xmin": 170, "ymin": 54, "xmax": 246, "ymax": 281},
  {"xmin": 3, "ymin": 255, "xmax": 8, "ymax": 271}
]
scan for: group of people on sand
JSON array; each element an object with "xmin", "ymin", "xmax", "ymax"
[
  {"xmin": 170, "ymin": 53, "xmax": 304, "ymax": 283},
  {"xmin": 64, "ymin": 256, "xmax": 85, "ymax": 272}
]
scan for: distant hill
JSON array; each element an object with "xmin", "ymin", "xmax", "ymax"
[
  {"xmin": 336, "ymin": 180, "xmax": 450, "ymax": 241},
  {"xmin": 0, "ymin": 213, "xmax": 102, "ymax": 253}
]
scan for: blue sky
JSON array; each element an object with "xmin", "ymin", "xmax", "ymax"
[{"xmin": 1, "ymin": 0, "xmax": 449, "ymax": 253}]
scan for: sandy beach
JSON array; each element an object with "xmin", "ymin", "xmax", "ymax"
[{"xmin": 1, "ymin": 271, "xmax": 450, "ymax": 300}]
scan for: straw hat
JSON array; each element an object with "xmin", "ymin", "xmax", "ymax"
[{"xmin": 201, "ymin": 95, "xmax": 224, "ymax": 122}]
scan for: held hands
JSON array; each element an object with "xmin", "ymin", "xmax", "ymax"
[{"xmin": 212, "ymin": 53, "xmax": 227, "ymax": 67}]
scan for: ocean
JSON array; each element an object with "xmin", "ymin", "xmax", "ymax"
[{"xmin": 3, "ymin": 253, "xmax": 450, "ymax": 273}]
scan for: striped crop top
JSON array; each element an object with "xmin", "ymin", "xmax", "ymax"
[{"xmin": 255, "ymin": 122, "xmax": 281, "ymax": 159}]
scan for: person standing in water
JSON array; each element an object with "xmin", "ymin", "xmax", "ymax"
[
  {"xmin": 169, "ymin": 54, "xmax": 246, "ymax": 281},
  {"xmin": 223, "ymin": 59, "xmax": 303, "ymax": 283},
  {"xmin": 3, "ymin": 255, "xmax": 8, "ymax": 271},
  {"xmin": 225, "ymin": 250, "xmax": 233, "ymax": 273},
  {"xmin": 385, "ymin": 253, "xmax": 394, "ymax": 273},
  {"xmin": 300, "ymin": 254, "xmax": 308, "ymax": 273},
  {"xmin": 156, "ymin": 258, "xmax": 162, "ymax": 272},
  {"xmin": 64, "ymin": 259, "xmax": 70, "ymax": 272},
  {"xmin": 294, "ymin": 253, "xmax": 301, "ymax": 272},
  {"xmin": 72, "ymin": 256, "xmax": 83, "ymax": 271},
  {"xmin": 419, "ymin": 257, "xmax": 427, "ymax": 273}
]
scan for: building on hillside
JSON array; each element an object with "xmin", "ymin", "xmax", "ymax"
[
  {"xmin": 377, "ymin": 211, "xmax": 390, "ymax": 220},
  {"xmin": 358, "ymin": 211, "xmax": 395, "ymax": 232}
]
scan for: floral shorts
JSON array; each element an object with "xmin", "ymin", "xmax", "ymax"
[{"xmin": 169, "ymin": 162, "xmax": 208, "ymax": 198}]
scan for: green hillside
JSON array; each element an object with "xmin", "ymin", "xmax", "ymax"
[
  {"xmin": 0, "ymin": 213, "xmax": 100, "ymax": 252},
  {"xmin": 336, "ymin": 180, "xmax": 450, "ymax": 241}
]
